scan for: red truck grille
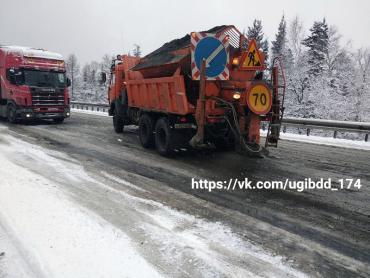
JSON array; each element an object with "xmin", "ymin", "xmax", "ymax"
[{"xmin": 31, "ymin": 88, "xmax": 65, "ymax": 106}]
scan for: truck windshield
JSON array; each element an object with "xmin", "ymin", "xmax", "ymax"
[{"xmin": 22, "ymin": 69, "xmax": 67, "ymax": 88}]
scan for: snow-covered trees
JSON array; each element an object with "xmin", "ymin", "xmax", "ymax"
[
  {"xmin": 247, "ymin": 20, "xmax": 269, "ymax": 62},
  {"xmin": 355, "ymin": 48, "xmax": 370, "ymax": 93},
  {"xmin": 100, "ymin": 54, "xmax": 113, "ymax": 84},
  {"xmin": 65, "ymin": 54, "xmax": 113, "ymax": 103},
  {"xmin": 271, "ymin": 16, "xmax": 287, "ymax": 59},
  {"xmin": 132, "ymin": 44, "xmax": 142, "ymax": 57},
  {"xmin": 288, "ymin": 16, "xmax": 305, "ymax": 63},
  {"xmin": 353, "ymin": 48, "xmax": 370, "ymax": 121},
  {"xmin": 65, "ymin": 54, "xmax": 80, "ymax": 99},
  {"xmin": 302, "ymin": 19, "xmax": 329, "ymax": 76},
  {"xmin": 272, "ymin": 15, "xmax": 369, "ymax": 122},
  {"xmin": 282, "ymin": 17, "xmax": 310, "ymax": 116},
  {"xmin": 271, "ymin": 16, "xmax": 294, "ymax": 70}
]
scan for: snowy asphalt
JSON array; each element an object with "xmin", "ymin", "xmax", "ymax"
[{"xmin": 0, "ymin": 111, "xmax": 369, "ymax": 277}]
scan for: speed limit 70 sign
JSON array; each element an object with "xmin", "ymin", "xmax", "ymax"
[{"xmin": 247, "ymin": 83, "xmax": 272, "ymax": 115}]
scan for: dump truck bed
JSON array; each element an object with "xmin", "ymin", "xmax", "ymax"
[
  {"xmin": 131, "ymin": 25, "xmax": 241, "ymax": 78},
  {"xmin": 127, "ymin": 75, "xmax": 194, "ymax": 115},
  {"xmin": 124, "ymin": 25, "xmax": 244, "ymax": 115}
]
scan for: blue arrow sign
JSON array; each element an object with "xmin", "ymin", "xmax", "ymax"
[{"xmin": 194, "ymin": 36, "xmax": 228, "ymax": 78}]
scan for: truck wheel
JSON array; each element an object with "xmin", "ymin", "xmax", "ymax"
[
  {"xmin": 155, "ymin": 117, "xmax": 174, "ymax": 156},
  {"xmin": 139, "ymin": 114, "xmax": 155, "ymax": 148},
  {"xmin": 113, "ymin": 102, "xmax": 124, "ymax": 133},
  {"xmin": 7, "ymin": 104, "xmax": 17, "ymax": 123},
  {"xmin": 53, "ymin": 118, "xmax": 64, "ymax": 124}
]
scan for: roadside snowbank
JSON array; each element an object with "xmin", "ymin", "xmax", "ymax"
[
  {"xmin": 280, "ymin": 132, "xmax": 370, "ymax": 150},
  {"xmin": 260, "ymin": 130, "xmax": 370, "ymax": 151},
  {"xmin": 71, "ymin": 108, "xmax": 109, "ymax": 117},
  {"xmin": 0, "ymin": 136, "xmax": 162, "ymax": 278},
  {"xmin": 0, "ymin": 125, "xmax": 306, "ymax": 277},
  {"xmin": 0, "ymin": 223, "xmax": 33, "ymax": 278}
]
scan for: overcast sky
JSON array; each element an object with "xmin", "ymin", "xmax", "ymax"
[{"xmin": 1, "ymin": 0, "xmax": 369, "ymax": 64}]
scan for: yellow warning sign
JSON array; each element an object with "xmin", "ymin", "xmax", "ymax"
[
  {"xmin": 247, "ymin": 83, "xmax": 272, "ymax": 115},
  {"xmin": 240, "ymin": 39, "xmax": 264, "ymax": 70}
]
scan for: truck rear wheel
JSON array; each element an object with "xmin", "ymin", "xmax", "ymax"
[
  {"xmin": 113, "ymin": 102, "xmax": 124, "ymax": 133},
  {"xmin": 7, "ymin": 104, "xmax": 17, "ymax": 123},
  {"xmin": 155, "ymin": 117, "xmax": 174, "ymax": 156},
  {"xmin": 139, "ymin": 114, "xmax": 155, "ymax": 148}
]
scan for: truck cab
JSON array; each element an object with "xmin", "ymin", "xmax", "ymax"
[{"xmin": 0, "ymin": 46, "xmax": 71, "ymax": 123}]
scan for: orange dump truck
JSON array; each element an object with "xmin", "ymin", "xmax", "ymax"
[{"xmin": 106, "ymin": 25, "xmax": 285, "ymax": 156}]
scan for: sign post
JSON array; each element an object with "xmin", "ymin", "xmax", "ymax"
[{"xmin": 190, "ymin": 59, "xmax": 207, "ymax": 147}]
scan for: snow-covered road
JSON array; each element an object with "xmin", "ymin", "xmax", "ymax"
[
  {"xmin": 0, "ymin": 112, "xmax": 369, "ymax": 277},
  {"xmin": 0, "ymin": 130, "xmax": 162, "ymax": 278},
  {"xmin": 0, "ymin": 125, "xmax": 306, "ymax": 277}
]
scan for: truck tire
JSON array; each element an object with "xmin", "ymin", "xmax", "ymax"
[
  {"xmin": 113, "ymin": 101, "xmax": 124, "ymax": 133},
  {"xmin": 7, "ymin": 104, "xmax": 17, "ymax": 123},
  {"xmin": 139, "ymin": 114, "xmax": 155, "ymax": 148},
  {"xmin": 155, "ymin": 117, "xmax": 174, "ymax": 156}
]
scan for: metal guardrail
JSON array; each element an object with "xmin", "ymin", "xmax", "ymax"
[
  {"xmin": 71, "ymin": 101, "xmax": 370, "ymax": 142},
  {"xmin": 277, "ymin": 118, "xmax": 370, "ymax": 142},
  {"xmin": 70, "ymin": 101, "xmax": 109, "ymax": 113}
]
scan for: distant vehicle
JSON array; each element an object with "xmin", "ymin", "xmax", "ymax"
[
  {"xmin": 0, "ymin": 45, "xmax": 71, "ymax": 123},
  {"xmin": 105, "ymin": 25, "xmax": 285, "ymax": 156}
]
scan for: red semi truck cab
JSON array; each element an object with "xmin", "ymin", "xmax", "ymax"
[{"xmin": 0, "ymin": 45, "xmax": 71, "ymax": 123}]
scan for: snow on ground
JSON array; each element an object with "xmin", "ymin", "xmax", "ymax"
[
  {"xmin": 260, "ymin": 130, "xmax": 370, "ymax": 151},
  {"xmin": 0, "ymin": 130, "xmax": 161, "ymax": 278},
  {"xmin": 0, "ymin": 124, "xmax": 306, "ymax": 277},
  {"xmin": 71, "ymin": 108, "xmax": 109, "ymax": 117},
  {"xmin": 0, "ymin": 223, "xmax": 33, "ymax": 278},
  {"xmin": 95, "ymin": 176, "xmax": 306, "ymax": 277},
  {"xmin": 280, "ymin": 132, "xmax": 370, "ymax": 151}
]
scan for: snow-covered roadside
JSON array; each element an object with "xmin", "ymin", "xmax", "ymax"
[
  {"xmin": 0, "ymin": 125, "xmax": 307, "ymax": 277},
  {"xmin": 71, "ymin": 108, "xmax": 109, "ymax": 117},
  {"xmin": 280, "ymin": 132, "xmax": 370, "ymax": 151},
  {"xmin": 260, "ymin": 130, "xmax": 370, "ymax": 151},
  {"xmin": 0, "ymin": 223, "xmax": 33, "ymax": 278},
  {"xmin": 0, "ymin": 131, "xmax": 161, "ymax": 277}
]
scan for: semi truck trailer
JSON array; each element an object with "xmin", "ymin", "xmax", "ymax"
[{"xmin": 0, "ymin": 45, "xmax": 71, "ymax": 123}]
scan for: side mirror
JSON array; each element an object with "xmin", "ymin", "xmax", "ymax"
[
  {"xmin": 66, "ymin": 78, "xmax": 71, "ymax": 87},
  {"xmin": 100, "ymin": 72, "xmax": 107, "ymax": 84}
]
